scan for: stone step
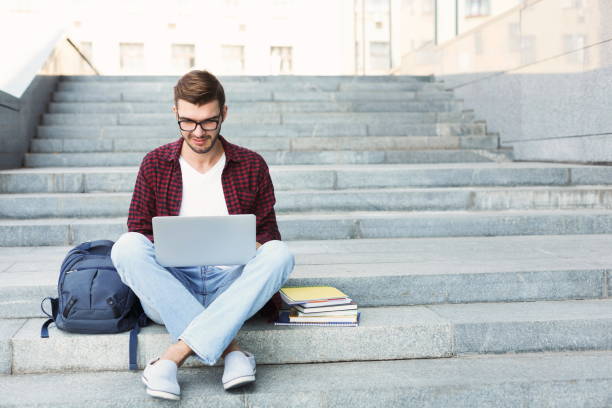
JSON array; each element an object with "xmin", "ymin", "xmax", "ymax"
[
  {"xmin": 30, "ymin": 135, "xmax": 498, "ymax": 153},
  {"xmin": 3, "ymin": 210, "xmax": 612, "ymax": 246},
  {"xmin": 41, "ymin": 111, "xmax": 475, "ymax": 126},
  {"xmin": 1, "ymin": 163, "xmax": 607, "ymax": 194},
  {"xmin": 2, "ymin": 351, "xmax": 611, "ymax": 406},
  {"xmin": 5, "ymin": 186, "xmax": 612, "ymax": 219},
  {"xmin": 2, "ymin": 299, "xmax": 612, "ymax": 374},
  {"xmin": 52, "ymin": 89, "xmax": 456, "ymax": 102},
  {"xmin": 1, "ymin": 235, "xmax": 610, "ymax": 319},
  {"xmin": 56, "ymin": 81, "xmax": 445, "ymax": 93},
  {"xmin": 17, "ymin": 350, "xmax": 612, "ymax": 405},
  {"xmin": 24, "ymin": 149, "xmax": 509, "ymax": 167},
  {"xmin": 61, "ymin": 74, "xmax": 433, "ymax": 82},
  {"xmin": 5, "ymin": 305, "xmax": 452, "ymax": 374},
  {"xmin": 37, "ymin": 122, "xmax": 488, "ymax": 138},
  {"xmin": 48, "ymin": 100, "xmax": 464, "ymax": 114}
]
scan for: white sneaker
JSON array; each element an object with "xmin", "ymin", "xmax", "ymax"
[
  {"xmin": 141, "ymin": 357, "xmax": 181, "ymax": 400},
  {"xmin": 222, "ymin": 350, "xmax": 256, "ymax": 390}
]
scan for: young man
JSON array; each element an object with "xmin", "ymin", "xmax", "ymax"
[{"xmin": 111, "ymin": 70, "xmax": 295, "ymax": 400}]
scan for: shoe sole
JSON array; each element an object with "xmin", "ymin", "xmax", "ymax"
[
  {"xmin": 223, "ymin": 369, "xmax": 256, "ymax": 390},
  {"xmin": 141, "ymin": 375, "xmax": 181, "ymax": 401}
]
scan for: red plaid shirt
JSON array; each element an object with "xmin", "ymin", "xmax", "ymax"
[{"xmin": 127, "ymin": 135, "xmax": 281, "ymax": 244}]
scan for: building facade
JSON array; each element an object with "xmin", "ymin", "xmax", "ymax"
[
  {"xmin": 398, "ymin": 0, "xmax": 611, "ymax": 163},
  {"xmin": 3, "ymin": 0, "xmax": 399, "ymax": 76}
]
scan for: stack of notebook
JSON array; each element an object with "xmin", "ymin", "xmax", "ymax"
[{"xmin": 274, "ymin": 286, "xmax": 360, "ymax": 327}]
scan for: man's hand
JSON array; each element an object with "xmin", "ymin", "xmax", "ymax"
[{"xmin": 256, "ymin": 241, "xmax": 262, "ymax": 249}]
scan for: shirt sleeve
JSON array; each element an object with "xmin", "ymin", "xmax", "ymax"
[
  {"xmin": 254, "ymin": 163, "xmax": 281, "ymax": 244},
  {"xmin": 127, "ymin": 154, "xmax": 157, "ymax": 242}
]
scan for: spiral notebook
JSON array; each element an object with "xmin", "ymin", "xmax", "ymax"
[{"xmin": 274, "ymin": 311, "xmax": 361, "ymax": 327}]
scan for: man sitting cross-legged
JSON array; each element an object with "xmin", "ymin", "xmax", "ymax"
[{"xmin": 111, "ymin": 70, "xmax": 295, "ymax": 401}]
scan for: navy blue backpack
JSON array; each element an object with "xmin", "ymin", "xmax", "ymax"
[{"xmin": 40, "ymin": 240, "xmax": 149, "ymax": 370}]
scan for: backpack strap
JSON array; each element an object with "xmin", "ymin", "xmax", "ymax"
[
  {"xmin": 128, "ymin": 312, "xmax": 150, "ymax": 370},
  {"xmin": 40, "ymin": 297, "xmax": 59, "ymax": 338},
  {"xmin": 41, "ymin": 297, "xmax": 149, "ymax": 370},
  {"xmin": 41, "ymin": 319, "xmax": 54, "ymax": 339}
]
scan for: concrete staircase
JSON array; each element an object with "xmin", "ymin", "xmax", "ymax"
[{"xmin": 1, "ymin": 75, "xmax": 612, "ymax": 406}]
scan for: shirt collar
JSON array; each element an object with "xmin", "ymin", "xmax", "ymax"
[{"xmin": 162, "ymin": 135, "xmax": 242, "ymax": 163}]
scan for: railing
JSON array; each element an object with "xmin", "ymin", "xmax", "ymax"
[
  {"xmin": 66, "ymin": 38, "xmax": 99, "ymax": 75},
  {"xmin": 38, "ymin": 37, "xmax": 100, "ymax": 78}
]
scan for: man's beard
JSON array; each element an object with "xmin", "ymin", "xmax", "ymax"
[{"xmin": 184, "ymin": 132, "xmax": 219, "ymax": 154}]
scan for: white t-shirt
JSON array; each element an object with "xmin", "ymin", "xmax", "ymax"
[
  {"xmin": 179, "ymin": 154, "xmax": 231, "ymax": 268},
  {"xmin": 178, "ymin": 153, "xmax": 228, "ymax": 217}
]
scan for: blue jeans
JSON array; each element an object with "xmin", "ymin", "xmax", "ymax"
[{"xmin": 110, "ymin": 232, "xmax": 295, "ymax": 365}]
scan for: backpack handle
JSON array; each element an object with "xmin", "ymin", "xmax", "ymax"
[
  {"xmin": 40, "ymin": 296, "xmax": 57, "ymax": 319},
  {"xmin": 40, "ymin": 297, "xmax": 59, "ymax": 339},
  {"xmin": 80, "ymin": 240, "xmax": 115, "ymax": 251},
  {"xmin": 60, "ymin": 240, "xmax": 116, "ymax": 272}
]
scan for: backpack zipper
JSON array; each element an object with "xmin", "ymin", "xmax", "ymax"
[
  {"xmin": 65, "ymin": 266, "xmax": 116, "ymax": 274},
  {"xmin": 62, "ymin": 297, "xmax": 78, "ymax": 318},
  {"xmin": 62, "ymin": 254, "xmax": 110, "ymax": 274}
]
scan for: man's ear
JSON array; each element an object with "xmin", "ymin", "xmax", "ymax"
[
  {"xmin": 222, "ymin": 104, "xmax": 228, "ymax": 122},
  {"xmin": 171, "ymin": 105, "xmax": 177, "ymax": 114}
]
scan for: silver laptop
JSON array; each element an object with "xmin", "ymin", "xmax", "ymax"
[{"xmin": 152, "ymin": 215, "xmax": 256, "ymax": 267}]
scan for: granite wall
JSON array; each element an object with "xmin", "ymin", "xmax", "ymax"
[{"xmin": 0, "ymin": 76, "xmax": 59, "ymax": 169}]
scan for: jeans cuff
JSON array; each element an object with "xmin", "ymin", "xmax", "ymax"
[{"xmin": 178, "ymin": 335, "xmax": 217, "ymax": 366}]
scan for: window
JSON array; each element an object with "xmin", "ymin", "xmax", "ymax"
[
  {"xmin": 369, "ymin": 41, "xmax": 390, "ymax": 70},
  {"xmin": 222, "ymin": 45, "xmax": 245, "ymax": 74},
  {"xmin": 79, "ymin": 41, "xmax": 93, "ymax": 60},
  {"xmin": 367, "ymin": 0, "xmax": 389, "ymax": 12},
  {"xmin": 78, "ymin": 41, "xmax": 93, "ymax": 72},
  {"xmin": 272, "ymin": 0, "xmax": 290, "ymax": 6},
  {"xmin": 508, "ymin": 23, "xmax": 521, "ymax": 52},
  {"xmin": 562, "ymin": 0, "xmax": 583, "ymax": 8},
  {"xmin": 520, "ymin": 36, "xmax": 536, "ymax": 65},
  {"xmin": 403, "ymin": 0, "xmax": 416, "ymax": 15},
  {"xmin": 355, "ymin": 42, "xmax": 363, "ymax": 74},
  {"xmin": 465, "ymin": 0, "xmax": 490, "ymax": 17},
  {"xmin": 119, "ymin": 43, "xmax": 145, "ymax": 73},
  {"xmin": 171, "ymin": 44, "xmax": 195, "ymax": 72},
  {"xmin": 422, "ymin": 0, "xmax": 434, "ymax": 15},
  {"xmin": 474, "ymin": 31, "xmax": 483, "ymax": 55},
  {"xmin": 564, "ymin": 34, "xmax": 587, "ymax": 64},
  {"xmin": 270, "ymin": 46, "xmax": 292, "ymax": 74}
]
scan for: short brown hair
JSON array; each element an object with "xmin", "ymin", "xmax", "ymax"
[{"xmin": 173, "ymin": 70, "xmax": 225, "ymax": 108}]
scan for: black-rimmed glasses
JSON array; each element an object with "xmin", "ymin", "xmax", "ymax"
[{"xmin": 177, "ymin": 112, "xmax": 222, "ymax": 132}]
